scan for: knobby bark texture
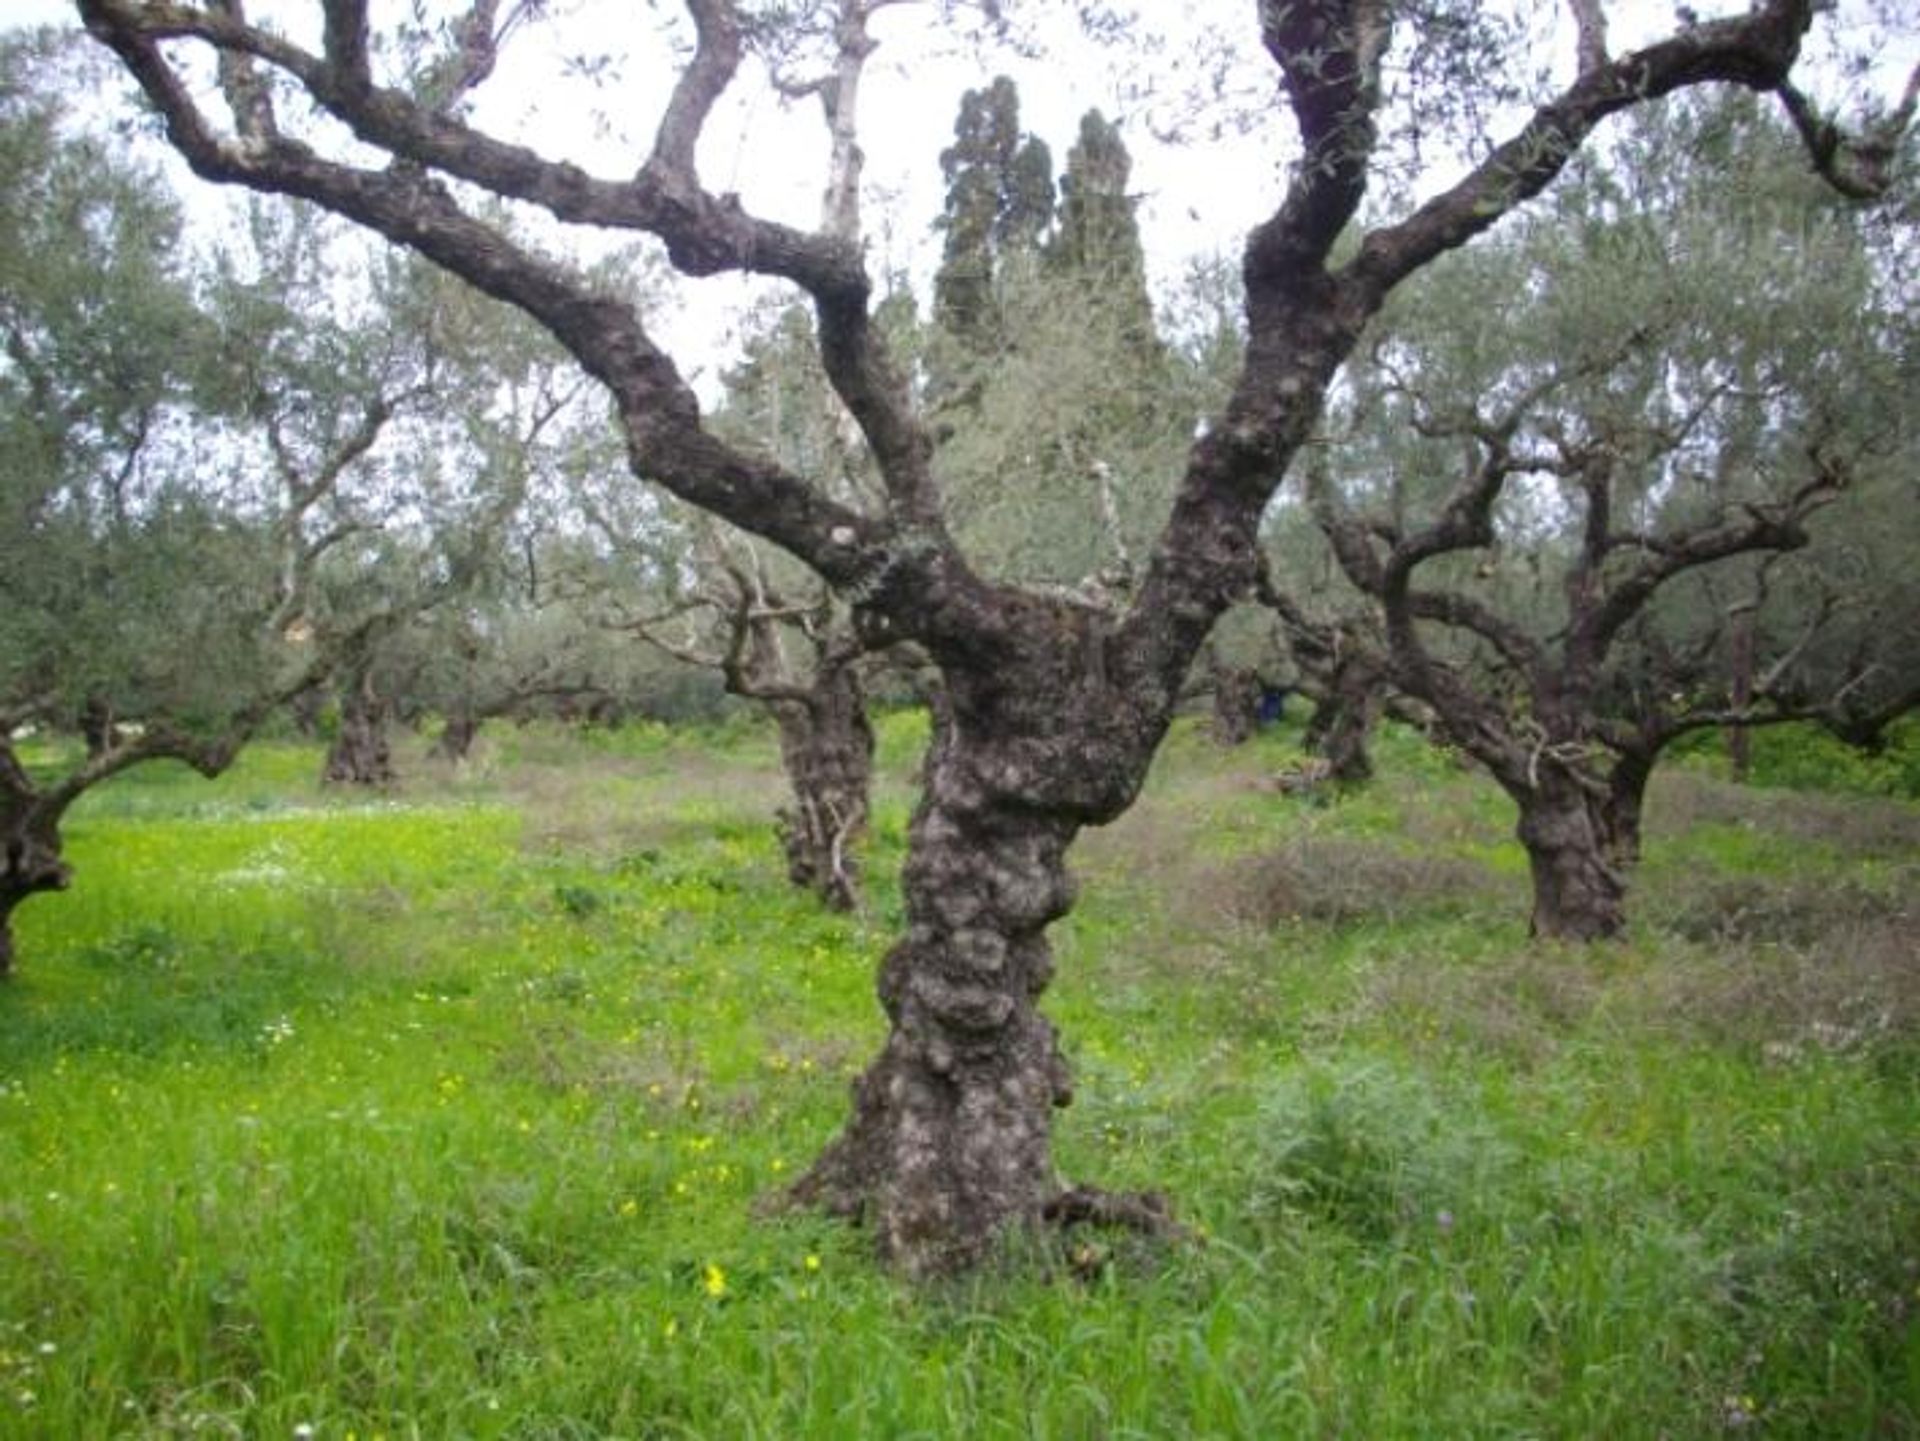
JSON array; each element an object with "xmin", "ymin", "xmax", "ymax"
[
  {"xmin": 790, "ymin": 602, "xmax": 1172, "ymax": 1274},
  {"xmin": 771, "ymin": 651, "xmax": 874, "ymax": 911},
  {"xmin": 1512, "ymin": 772, "xmax": 1629, "ymax": 942},
  {"xmin": 1302, "ymin": 647, "xmax": 1387, "ymax": 785},
  {"xmin": 1511, "ymin": 745, "xmax": 1655, "ymax": 941}
]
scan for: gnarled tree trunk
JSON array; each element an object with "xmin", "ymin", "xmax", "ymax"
[
  {"xmin": 1513, "ymin": 775, "xmax": 1628, "ymax": 942},
  {"xmin": 1600, "ymin": 751, "xmax": 1654, "ymax": 871},
  {"xmin": 1210, "ymin": 664, "xmax": 1260, "ymax": 746},
  {"xmin": 322, "ymin": 674, "xmax": 394, "ymax": 787},
  {"xmin": 790, "ymin": 608, "xmax": 1166, "ymax": 1275},
  {"xmin": 1, "ymin": 749, "xmax": 73, "ymax": 980},
  {"xmin": 790, "ymin": 775, "xmax": 1076, "ymax": 1272},
  {"xmin": 772, "ymin": 654, "xmax": 874, "ymax": 911},
  {"xmin": 1304, "ymin": 649, "xmax": 1386, "ymax": 784}
]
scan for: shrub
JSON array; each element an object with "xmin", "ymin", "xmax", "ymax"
[{"xmin": 1245, "ymin": 1062, "xmax": 1513, "ymax": 1240}]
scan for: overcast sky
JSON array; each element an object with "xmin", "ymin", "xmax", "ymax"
[{"xmin": 6, "ymin": 1, "xmax": 1914, "ymax": 387}]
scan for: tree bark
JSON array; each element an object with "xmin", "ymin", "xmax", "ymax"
[
  {"xmin": 321, "ymin": 675, "xmax": 395, "ymax": 787},
  {"xmin": 1514, "ymin": 778, "xmax": 1628, "ymax": 942},
  {"xmin": 1, "ymin": 751, "xmax": 73, "ymax": 981},
  {"xmin": 789, "ymin": 604, "xmax": 1165, "ymax": 1275},
  {"xmin": 80, "ymin": 694, "xmax": 119, "ymax": 760},
  {"xmin": 1210, "ymin": 665, "xmax": 1260, "ymax": 747},
  {"xmin": 433, "ymin": 709, "xmax": 481, "ymax": 763},
  {"xmin": 1306, "ymin": 650, "xmax": 1386, "ymax": 784},
  {"xmin": 1600, "ymin": 751, "xmax": 1654, "ymax": 870},
  {"xmin": 788, "ymin": 744, "xmax": 1078, "ymax": 1274},
  {"xmin": 772, "ymin": 654, "xmax": 874, "ymax": 911}
]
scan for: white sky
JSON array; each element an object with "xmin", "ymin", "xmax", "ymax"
[{"xmin": 5, "ymin": 0, "xmax": 1915, "ymax": 391}]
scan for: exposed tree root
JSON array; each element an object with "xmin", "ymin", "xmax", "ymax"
[
  {"xmin": 1043, "ymin": 1184, "xmax": 1188, "ymax": 1240},
  {"xmin": 1045, "ymin": 1185, "xmax": 1195, "ymax": 1280}
]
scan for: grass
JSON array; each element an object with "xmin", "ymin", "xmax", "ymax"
[{"xmin": 2, "ymin": 713, "xmax": 1916, "ymax": 1438}]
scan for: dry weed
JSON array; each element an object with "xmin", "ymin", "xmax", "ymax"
[
  {"xmin": 1356, "ymin": 949, "xmax": 1608, "ymax": 1065},
  {"xmin": 504, "ymin": 755, "xmax": 781, "ymax": 858},
  {"xmin": 1635, "ymin": 920, "xmax": 1920, "ymax": 1061},
  {"xmin": 1223, "ymin": 837, "xmax": 1504, "ymax": 929},
  {"xmin": 1650, "ymin": 772, "xmax": 1920, "ymax": 858},
  {"xmin": 498, "ymin": 1018, "xmax": 709, "ymax": 1101},
  {"xmin": 1645, "ymin": 867, "xmax": 1913, "ymax": 948}
]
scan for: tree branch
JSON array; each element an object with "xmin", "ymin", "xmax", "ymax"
[
  {"xmin": 81, "ymin": 3, "xmax": 895, "ymax": 588},
  {"xmin": 78, "ymin": 0, "xmax": 967, "ymax": 624},
  {"xmin": 1346, "ymin": 0, "xmax": 1813, "ymax": 303},
  {"xmin": 1574, "ymin": 453, "xmax": 1843, "ymax": 661},
  {"xmin": 1568, "ymin": 0, "xmax": 1610, "ymax": 75},
  {"xmin": 1247, "ymin": 0, "xmax": 1391, "ymax": 286},
  {"xmin": 1776, "ymin": 61, "xmax": 1920, "ymax": 201}
]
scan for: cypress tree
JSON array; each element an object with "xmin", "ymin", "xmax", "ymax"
[
  {"xmin": 932, "ymin": 76, "xmax": 1053, "ymax": 350},
  {"xmin": 1050, "ymin": 109, "xmax": 1154, "ymax": 349}
]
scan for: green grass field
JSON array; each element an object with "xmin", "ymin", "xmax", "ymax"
[{"xmin": 2, "ymin": 715, "xmax": 1916, "ymax": 1438}]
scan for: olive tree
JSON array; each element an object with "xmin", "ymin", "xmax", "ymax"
[
  {"xmin": 1308, "ymin": 95, "xmax": 1908, "ymax": 938},
  {"xmin": 0, "ymin": 204, "xmax": 376, "ymax": 975},
  {"xmin": 0, "ymin": 43, "xmax": 344, "ymax": 973},
  {"xmin": 617, "ymin": 527, "xmax": 878, "ymax": 910},
  {"xmin": 78, "ymin": 0, "xmax": 1916, "ymax": 1273},
  {"xmin": 0, "ymin": 38, "xmax": 558, "ymax": 965}
]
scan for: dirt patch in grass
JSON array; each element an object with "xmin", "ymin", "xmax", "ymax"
[
  {"xmin": 501, "ymin": 752, "xmax": 784, "ymax": 858},
  {"xmin": 1355, "ymin": 892, "xmax": 1919, "ymax": 1067}
]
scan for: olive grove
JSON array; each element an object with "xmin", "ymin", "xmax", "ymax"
[
  {"xmin": 0, "ymin": 46, "xmax": 401, "ymax": 972},
  {"xmin": 0, "ymin": 35, "xmax": 587, "ymax": 966},
  {"xmin": 72, "ymin": 0, "xmax": 1917, "ymax": 1273}
]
